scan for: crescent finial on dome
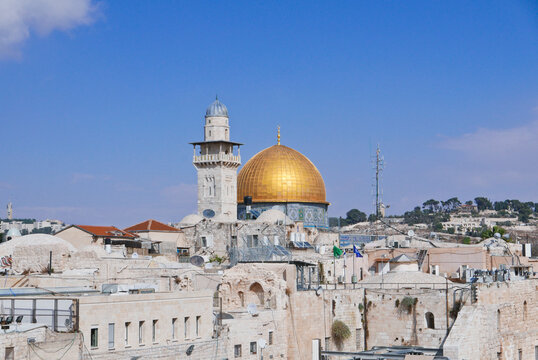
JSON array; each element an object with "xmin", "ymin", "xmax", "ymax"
[{"xmin": 277, "ymin": 125, "xmax": 280, "ymax": 145}]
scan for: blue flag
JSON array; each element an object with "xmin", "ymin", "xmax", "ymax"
[{"xmin": 353, "ymin": 245, "xmax": 363, "ymax": 258}]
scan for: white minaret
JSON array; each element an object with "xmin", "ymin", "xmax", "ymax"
[{"xmin": 191, "ymin": 98, "xmax": 241, "ymax": 221}]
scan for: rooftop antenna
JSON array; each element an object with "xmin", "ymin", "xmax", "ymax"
[{"xmin": 371, "ymin": 144, "xmax": 384, "ymax": 220}]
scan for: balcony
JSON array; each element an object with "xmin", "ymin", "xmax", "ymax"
[{"xmin": 193, "ymin": 153, "xmax": 241, "ymax": 165}]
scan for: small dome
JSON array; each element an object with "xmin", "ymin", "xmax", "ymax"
[
  {"xmin": 205, "ymin": 98, "xmax": 228, "ymax": 117},
  {"xmin": 6, "ymin": 228, "xmax": 21, "ymax": 238},
  {"xmin": 179, "ymin": 214, "xmax": 203, "ymax": 227}
]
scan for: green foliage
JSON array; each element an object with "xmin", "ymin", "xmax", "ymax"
[
  {"xmin": 209, "ymin": 254, "xmax": 225, "ymax": 264},
  {"xmin": 462, "ymin": 237, "xmax": 471, "ymax": 245},
  {"xmin": 368, "ymin": 213, "xmax": 377, "ymax": 222},
  {"xmin": 398, "ymin": 297, "xmax": 417, "ymax": 315},
  {"xmin": 474, "ymin": 197, "xmax": 493, "ymax": 211},
  {"xmin": 447, "ymin": 227, "xmax": 455, "ymax": 235},
  {"xmin": 450, "ymin": 300, "xmax": 463, "ymax": 319},
  {"xmin": 394, "ymin": 299, "xmax": 400, "ymax": 308},
  {"xmin": 331, "ymin": 320, "xmax": 351, "ymax": 347},
  {"xmin": 329, "ymin": 209, "xmax": 367, "ymax": 227}
]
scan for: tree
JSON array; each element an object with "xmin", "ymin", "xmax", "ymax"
[
  {"xmin": 422, "ymin": 199, "xmax": 440, "ymax": 213},
  {"xmin": 465, "ymin": 200, "xmax": 473, "ymax": 206},
  {"xmin": 474, "ymin": 197, "xmax": 493, "ymax": 211},
  {"xmin": 443, "ymin": 197, "xmax": 461, "ymax": 212},
  {"xmin": 346, "ymin": 209, "xmax": 367, "ymax": 224},
  {"xmin": 368, "ymin": 214, "xmax": 377, "ymax": 222}
]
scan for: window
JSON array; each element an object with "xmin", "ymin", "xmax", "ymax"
[
  {"xmin": 425, "ymin": 312, "xmax": 435, "ymax": 329},
  {"xmin": 356, "ymin": 328, "xmax": 361, "ymax": 350},
  {"xmin": 201, "ymin": 237, "xmax": 207, "ymax": 247},
  {"xmin": 519, "ymin": 349, "xmax": 522, "ymax": 360},
  {"xmin": 172, "ymin": 318, "xmax": 177, "ymax": 340},
  {"xmin": 234, "ymin": 344, "xmax": 242, "ymax": 358},
  {"xmin": 5, "ymin": 347, "xmax": 14, "ymax": 360},
  {"xmin": 325, "ymin": 337, "xmax": 330, "ymax": 350},
  {"xmin": 195, "ymin": 316, "xmax": 200, "ymax": 337},
  {"xmin": 152, "ymin": 320, "xmax": 158, "ymax": 343},
  {"xmin": 108, "ymin": 323, "xmax": 115, "ymax": 349},
  {"xmin": 524, "ymin": 301, "xmax": 528, "ymax": 321},
  {"xmin": 535, "ymin": 345, "xmax": 538, "ymax": 360},
  {"xmin": 250, "ymin": 341, "xmax": 257, "ymax": 354},
  {"xmin": 184, "ymin": 317, "xmax": 190, "ymax": 339},
  {"xmin": 124, "ymin": 322, "xmax": 130, "ymax": 346},
  {"xmin": 138, "ymin": 321, "xmax": 144, "ymax": 344},
  {"xmin": 91, "ymin": 327, "xmax": 98, "ymax": 348},
  {"xmin": 268, "ymin": 331, "xmax": 273, "ymax": 345}
]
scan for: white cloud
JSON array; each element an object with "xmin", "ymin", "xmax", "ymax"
[
  {"xmin": 441, "ymin": 120, "xmax": 538, "ymax": 162},
  {"xmin": 437, "ymin": 119, "xmax": 538, "ymax": 196},
  {"xmin": 0, "ymin": 0, "xmax": 99, "ymax": 58}
]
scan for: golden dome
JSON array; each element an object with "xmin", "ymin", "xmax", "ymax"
[{"xmin": 238, "ymin": 144, "xmax": 328, "ymax": 204}]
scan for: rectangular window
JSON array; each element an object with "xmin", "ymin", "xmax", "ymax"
[
  {"xmin": 268, "ymin": 331, "xmax": 273, "ymax": 345},
  {"xmin": 138, "ymin": 321, "xmax": 144, "ymax": 344},
  {"xmin": 91, "ymin": 327, "xmax": 98, "ymax": 348},
  {"xmin": 195, "ymin": 316, "xmax": 200, "ymax": 337},
  {"xmin": 5, "ymin": 347, "xmax": 14, "ymax": 360},
  {"xmin": 355, "ymin": 328, "xmax": 361, "ymax": 350},
  {"xmin": 250, "ymin": 341, "xmax": 257, "ymax": 354},
  {"xmin": 184, "ymin": 317, "xmax": 190, "ymax": 339},
  {"xmin": 201, "ymin": 237, "xmax": 207, "ymax": 247},
  {"xmin": 234, "ymin": 344, "xmax": 242, "ymax": 358},
  {"xmin": 125, "ymin": 322, "xmax": 130, "ymax": 346},
  {"xmin": 108, "ymin": 323, "xmax": 115, "ymax": 349},
  {"xmin": 152, "ymin": 320, "xmax": 158, "ymax": 343},
  {"xmin": 172, "ymin": 318, "xmax": 177, "ymax": 340},
  {"xmin": 325, "ymin": 337, "xmax": 330, "ymax": 351}
]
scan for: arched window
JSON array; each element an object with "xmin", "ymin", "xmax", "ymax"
[
  {"xmin": 523, "ymin": 301, "xmax": 527, "ymax": 321},
  {"xmin": 249, "ymin": 282, "xmax": 264, "ymax": 306},
  {"xmin": 497, "ymin": 309, "xmax": 501, "ymax": 328},
  {"xmin": 238, "ymin": 291, "xmax": 245, "ymax": 307},
  {"xmin": 425, "ymin": 312, "xmax": 435, "ymax": 329}
]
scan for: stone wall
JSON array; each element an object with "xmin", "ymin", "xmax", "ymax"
[{"xmin": 444, "ymin": 279, "xmax": 538, "ymax": 360}]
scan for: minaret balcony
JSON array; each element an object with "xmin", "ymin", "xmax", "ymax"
[{"xmin": 193, "ymin": 153, "xmax": 241, "ymax": 165}]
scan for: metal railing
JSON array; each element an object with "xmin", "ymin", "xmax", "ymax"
[{"xmin": 193, "ymin": 153, "xmax": 240, "ymax": 163}]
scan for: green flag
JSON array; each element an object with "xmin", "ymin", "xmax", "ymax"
[{"xmin": 333, "ymin": 245, "xmax": 343, "ymax": 258}]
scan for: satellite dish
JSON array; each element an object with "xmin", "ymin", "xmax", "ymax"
[
  {"xmin": 494, "ymin": 232, "xmax": 501, "ymax": 239},
  {"xmin": 131, "ymin": 252, "xmax": 139, "ymax": 259},
  {"xmin": 189, "ymin": 255, "xmax": 204, "ymax": 267},
  {"xmin": 407, "ymin": 230, "xmax": 415, "ymax": 237},
  {"xmin": 315, "ymin": 285, "xmax": 323, "ymax": 297},
  {"xmin": 203, "ymin": 209, "xmax": 215, "ymax": 218},
  {"xmin": 247, "ymin": 303, "xmax": 258, "ymax": 316},
  {"xmin": 257, "ymin": 338, "xmax": 267, "ymax": 349}
]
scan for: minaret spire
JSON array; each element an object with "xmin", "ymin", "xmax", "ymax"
[{"xmin": 277, "ymin": 125, "xmax": 281, "ymax": 145}]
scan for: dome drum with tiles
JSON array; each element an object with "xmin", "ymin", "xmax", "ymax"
[{"xmin": 237, "ymin": 138, "xmax": 329, "ymax": 228}]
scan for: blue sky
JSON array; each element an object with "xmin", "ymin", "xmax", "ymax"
[{"xmin": 1, "ymin": 0, "xmax": 537, "ymax": 226}]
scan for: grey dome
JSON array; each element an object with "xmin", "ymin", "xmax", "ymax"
[{"xmin": 205, "ymin": 98, "xmax": 228, "ymax": 117}]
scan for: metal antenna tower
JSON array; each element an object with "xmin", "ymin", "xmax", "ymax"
[{"xmin": 372, "ymin": 144, "xmax": 384, "ymax": 219}]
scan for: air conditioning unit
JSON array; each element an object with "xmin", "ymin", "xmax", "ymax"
[{"xmin": 337, "ymin": 276, "xmax": 344, "ymax": 284}]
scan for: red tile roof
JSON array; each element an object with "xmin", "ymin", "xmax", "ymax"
[
  {"xmin": 124, "ymin": 219, "xmax": 180, "ymax": 232},
  {"xmin": 75, "ymin": 225, "xmax": 137, "ymax": 238}
]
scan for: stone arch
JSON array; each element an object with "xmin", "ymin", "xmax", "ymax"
[
  {"xmin": 248, "ymin": 282, "xmax": 264, "ymax": 306},
  {"xmin": 425, "ymin": 312, "xmax": 435, "ymax": 329}
]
